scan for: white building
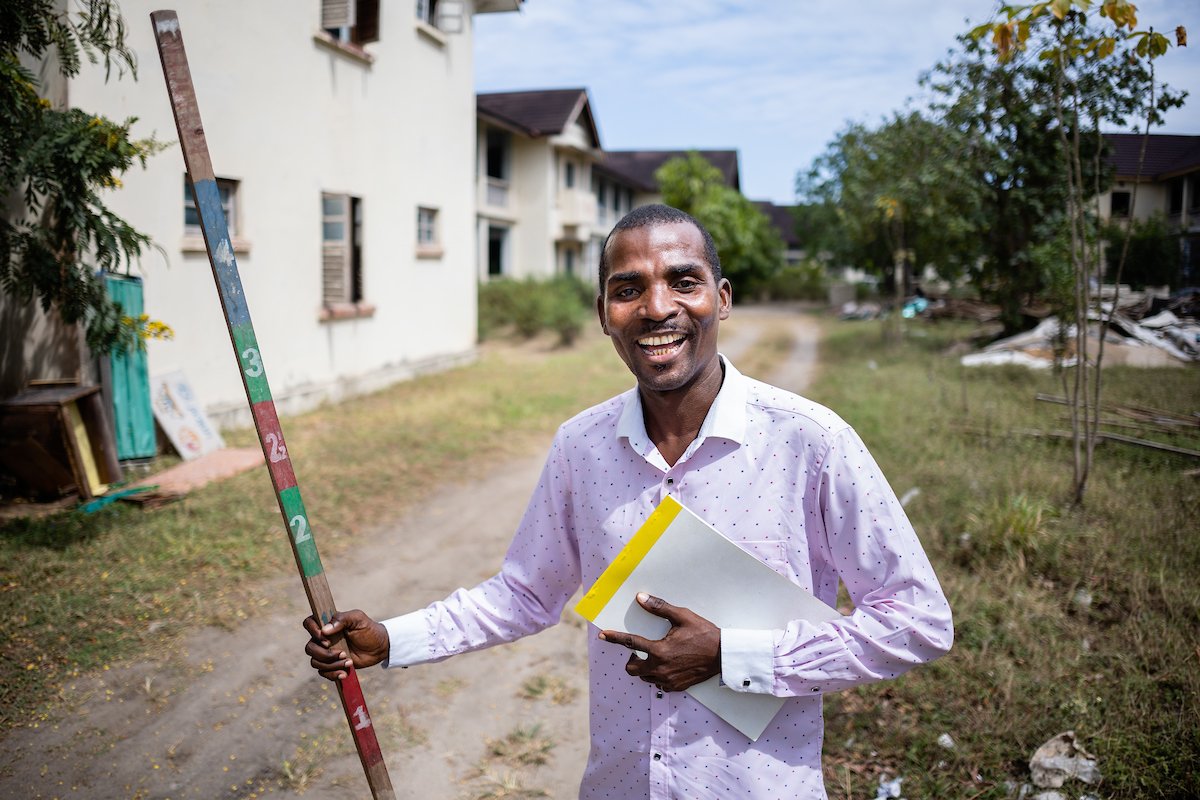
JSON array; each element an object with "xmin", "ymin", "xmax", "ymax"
[{"xmin": 4, "ymin": 0, "xmax": 519, "ymax": 428}]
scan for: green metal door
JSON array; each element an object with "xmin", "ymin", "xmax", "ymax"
[{"xmin": 105, "ymin": 274, "xmax": 156, "ymax": 459}]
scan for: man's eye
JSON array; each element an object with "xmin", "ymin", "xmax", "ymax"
[
  {"xmin": 676, "ymin": 279, "xmax": 699, "ymax": 290},
  {"xmin": 615, "ymin": 287, "xmax": 638, "ymax": 298}
]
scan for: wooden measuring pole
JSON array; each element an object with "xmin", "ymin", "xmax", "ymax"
[{"xmin": 149, "ymin": 11, "xmax": 396, "ymax": 798}]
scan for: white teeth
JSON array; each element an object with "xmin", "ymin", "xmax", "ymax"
[{"xmin": 638, "ymin": 334, "xmax": 683, "ymax": 347}]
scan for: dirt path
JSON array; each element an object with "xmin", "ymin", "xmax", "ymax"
[{"xmin": 0, "ymin": 307, "xmax": 820, "ymax": 800}]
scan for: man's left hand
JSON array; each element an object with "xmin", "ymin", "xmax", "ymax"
[{"xmin": 598, "ymin": 593, "xmax": 721, "ymax": 692}]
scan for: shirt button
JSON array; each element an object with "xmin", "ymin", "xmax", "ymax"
[
  {"xmin": 656, "ymin": 690, "xmax": 663, "ymax": 698},
  {"xmin": 666, "ymin": 478, "xmax": 674, "ymax": 485},
  {"xmin": 653, "ymin": 753, "xmax": 662, "ymax": 761}
]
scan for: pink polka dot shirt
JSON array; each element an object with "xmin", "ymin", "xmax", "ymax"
[{"xmin": 383, "ymin": 358, "xmax": 953, "ymax": 798}]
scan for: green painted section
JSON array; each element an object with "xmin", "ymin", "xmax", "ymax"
[
  {"xmin": 231, "ymin": 324, "xmax": 271, "ymax": 404},
  {"xmin": 279, "ymin": 486, "xmax": 323, "ymax": 577},
  {"xmin": 105, "ymin": 274, "xmax": 156, "ymax": 459}
]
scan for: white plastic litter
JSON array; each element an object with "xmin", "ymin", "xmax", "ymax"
[
  {"xmin": 874, "ymin": 775, "xmax": 904, "ymax": 799},
  {"xmin": 1030, "ymin": 731, "xmax": 1102, "ymax": 788}
]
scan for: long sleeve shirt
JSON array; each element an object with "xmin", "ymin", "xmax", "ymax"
[{"xmin": 382, "ymin": 358, "xmax": 953, "ymax": 799}]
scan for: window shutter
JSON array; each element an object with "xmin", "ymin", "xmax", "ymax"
[
  {"xmin": 322, "ymin": 193, "xmax": 352, "ymax": 305},
  {"xmin": 321, "ymin": 0, "xmax": 355, "ymax": 30},
  {"xmin": 436, "ymin": 0, "xmax": 464, "ymax": 33},
  {"xmin": 353, "ymin": 0, "xmax": 380, "ymax": 44}
]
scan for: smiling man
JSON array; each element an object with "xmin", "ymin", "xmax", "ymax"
[{"xmin": 304, "ymin": 204, "xmax": 952, "ymax": 799}]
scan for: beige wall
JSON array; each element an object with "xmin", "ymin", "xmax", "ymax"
[
  {"xmin": 63, "ymin": 0, "xmax": 484, "ymax": 426},
  {"xmin": 1100, "ymin": 180, "xmax": 1170, "ymax": 222}
]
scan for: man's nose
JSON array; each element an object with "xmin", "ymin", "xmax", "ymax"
[{"xmin": 640, "ymin": 283, "xmax": 677, "ymax": 321}]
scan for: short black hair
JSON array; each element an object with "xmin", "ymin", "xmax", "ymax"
[{"xmin": 597, "ymin": 204, "xmax": 722, "ymax": 288}]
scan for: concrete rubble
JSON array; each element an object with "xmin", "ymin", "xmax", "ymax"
[{"xmin": 960, "ymin": 287, "xmax": 1198, "ymax": 369}]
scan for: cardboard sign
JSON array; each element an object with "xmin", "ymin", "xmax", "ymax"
[{"xmin": 150, "ymin": 371, "xmax": 225, "ymax": 460}]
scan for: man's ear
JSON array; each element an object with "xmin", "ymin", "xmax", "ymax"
[
  {"xmin": 596, "ymin": 292, "xmax": 609, "ymax": 334},
  {"xmin": 718, "ymin": 278, "xmax": 732, "ymax": 320}
]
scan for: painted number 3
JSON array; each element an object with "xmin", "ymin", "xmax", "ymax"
[
  {"xmin": 241, "ymin": 347, "xmax": 263, "ymax": 377},
  {"xmin": 265, "ymin": 432, "xmax": 287, "ymax": 463},
  {"xmin": 289, "ymin": 514, "xmax": 311, "ymax": 544}
]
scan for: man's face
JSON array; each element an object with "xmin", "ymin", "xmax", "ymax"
[{"xmin": 597, "ymin": 221, "xmax": 731, "ymax": 396}]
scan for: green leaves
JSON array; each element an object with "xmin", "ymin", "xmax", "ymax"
[
  {"xmin": 655, "ymin": 152, "xmax": 784, "ymax": 293},
  {"xmin": 1, "ymin": 0, "xmax": 160, "ymax": 355}
]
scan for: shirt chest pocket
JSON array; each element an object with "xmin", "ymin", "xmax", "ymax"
[{"xmin": 735, "ymin": 539, "xmax": 797, "ymax": 583}]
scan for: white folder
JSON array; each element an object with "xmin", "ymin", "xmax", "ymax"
[{"xmin": 574, "ymin": 495, "xmax": 841, "ymax": 740}]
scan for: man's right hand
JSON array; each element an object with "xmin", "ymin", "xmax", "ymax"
[{"xmin": 302, "ymin": 609, "xmax": 390, "ymax": 681}]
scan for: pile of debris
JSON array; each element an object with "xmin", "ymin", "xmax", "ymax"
[{"xmin": 961, "ymin": 287, "xmax": 1198, "ymax": 369}]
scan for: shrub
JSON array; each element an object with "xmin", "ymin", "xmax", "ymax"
[
  {"xmin": 478, "ymin": 276, "xmax": 594, "ymax": 346},
  {"xmin": 757, "ymin": 262, "xmax": 830, "ymax": 301}
]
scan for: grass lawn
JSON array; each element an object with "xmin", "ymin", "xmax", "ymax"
[
  {"xmin": 1, "ymin": 311, "xmax": 1197, "ymax": 798},
  {"xmin": 808, "ymin": 318, "xmax": 1199, "ymax": 800}
]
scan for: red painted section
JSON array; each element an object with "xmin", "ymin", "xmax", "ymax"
[
  {"xmin": 251, "ymin": 400, "xmax": 297, "ymax": 491},
  {"xmin": 339, "ymin": 669, "xmax": 385, "ymax": 766}
]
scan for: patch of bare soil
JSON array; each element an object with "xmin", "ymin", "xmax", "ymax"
[{"xmin": 0, "ymin": 307, "xmax": 819, "ymax": 800}]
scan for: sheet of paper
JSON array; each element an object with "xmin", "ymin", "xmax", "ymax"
[{"xmin": 575, "ymin": 496, "xmax": 841, "ymax": 740}]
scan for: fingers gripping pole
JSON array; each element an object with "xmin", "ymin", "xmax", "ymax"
[{"xmin": 148, "ymin": 11, "xmax": 396, "ymax": 799}]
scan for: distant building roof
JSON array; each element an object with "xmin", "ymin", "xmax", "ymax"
[
  {"xmin": 753, "ymin": 201, "xmax": 801, "ymax": 248},
  {"xmin": 596, "ymin": 149, "xmax": 741, "ymax": 193},
  {"xmin": 1105, "ymin": 133, "xmax": 1200, "ymax": 179},
  {"xmin": 476, "ymin": 88, "xmax": 601, "ymax": 148}
]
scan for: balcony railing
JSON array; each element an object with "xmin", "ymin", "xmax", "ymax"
[
  {"xmin": 558, "ymin": 189, "xmax": 593, "ymax": 227},
  {"xmin": 486, "ymin": 178, "xmax": 509, "ymax": 208}
]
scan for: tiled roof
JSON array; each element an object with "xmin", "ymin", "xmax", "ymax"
[
  {"xmin": 753, "ymin": 201, "xmax": 801, "ymax": 247},
  {"xmin": 1105, "ymin": 133, "xmax": 1200, "ymax": 179},
  {"xmin": 596, "ymin": 150, "xmax": 741, "ymax": 193},
  {"xmin": 476, "ymin": 89, "xmax": 600, "ymax": 147}
]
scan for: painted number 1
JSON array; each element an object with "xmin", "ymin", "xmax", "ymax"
[
  {"xmin": 289, "ymin": 514, "xmax": 311, "ymax": 544},
  {"xmin": 353, "ymin": 705, "xmax": 372, "ymax": 730}
]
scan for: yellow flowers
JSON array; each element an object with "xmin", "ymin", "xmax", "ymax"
[{"xmin": 121, "ymin": 313, "xmax": 176, "ymax": 341}]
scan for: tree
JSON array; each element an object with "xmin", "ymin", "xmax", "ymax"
[
  {"xmin": 968, "ymin": 0, "xmax": 1185, "ymax": 505},
  {"xmin": 655, "ymin": 152, "xmax": 783, "ymax": 293},
  {"xmin": 1, "ymin": 0, "xmax": 165, "ymax": 355},
  {"xmin": 798, "ymin": 113, "xmax": 981, "ymax": 307}
]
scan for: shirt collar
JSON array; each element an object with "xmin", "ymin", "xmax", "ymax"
[{"xmin": 616, "ymin": 354, "xmax": 748, "ymax": 453}]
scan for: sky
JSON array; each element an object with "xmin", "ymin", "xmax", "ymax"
[{"xmin": 474, "ymin": 0, "xmax": 1200, "ymax": 205}]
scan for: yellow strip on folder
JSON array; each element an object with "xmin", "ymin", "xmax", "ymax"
[{"xmin": 574, "ymin": 496, "xmax": 682, "ymax": 621}]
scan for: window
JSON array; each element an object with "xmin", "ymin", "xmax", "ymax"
[
  {"xmin": 1169, "ymin": 179, "xmax": 1184, "ymax": 215},
  {"xmin": 321, "ymin": 0, "xmax": 379, "ymax": 46},
  {"xmin": 564, "ymin": 247, "xmax": 576, "ymax": 276},
  {"xmin": 184, "ymin": 176, "xmax": 238, "ymax": 236},
  {"xmin": 416, "ymin": 0, "xmax": 463, "ymax": 33},
  {"xmin": 487, "ymin": 225, "xmax": 508, "ymax": 277},
  {"xmin": 321, "ymin": 192, "xmax": 365, "ymax": 312},
  {"xmin": 1110, "ymin": 190, "xmax": 1131, "ymax": 218},
  {"xmin": 417, "ymin": 206, "xmax": 440, "ymax": 257},
  {"xmin": 485, "ymin": 129, "xmax": 508, "ymax": 180},
  {"xmin": 564, "ymin": 161, "xmax": 576, "ymax": 189}
]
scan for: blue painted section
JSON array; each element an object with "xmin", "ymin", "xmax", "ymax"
[{"xmin": 192, "ymin": 178, "xmax": 250, "ymax": 328}]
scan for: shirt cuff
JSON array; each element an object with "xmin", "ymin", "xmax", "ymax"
[
  {"xmin": 721, "ymin": 628, "xmax": 775, "ymax": 694},
  {"xmin": 381, "ymin": 611, "xmax": 432, "ymax": 669}
]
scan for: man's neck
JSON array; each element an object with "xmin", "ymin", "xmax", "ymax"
[{"xmin": 639, "ymin": 358, "xmax": 725, "ymax": 467}]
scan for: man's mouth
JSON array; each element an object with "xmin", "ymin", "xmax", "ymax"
[{"xmin": 637, "ymin": 332, "xmax": 687, "ymax": 357}]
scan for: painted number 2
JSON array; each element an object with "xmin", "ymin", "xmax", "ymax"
[
  {"xmin": 289, "ymin": 514, "xmax": 311, "ymax": 544},
  {"xmin": 353, "ymin": 705, "xmax": 372, "ymax": 731},
  {"xmin": 241, "ymin": 347, "xmax": 263, "ymax": 377},
  {"xmin": 265, "ymin": 432, "xmax": 287, "ymax": 463}
]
